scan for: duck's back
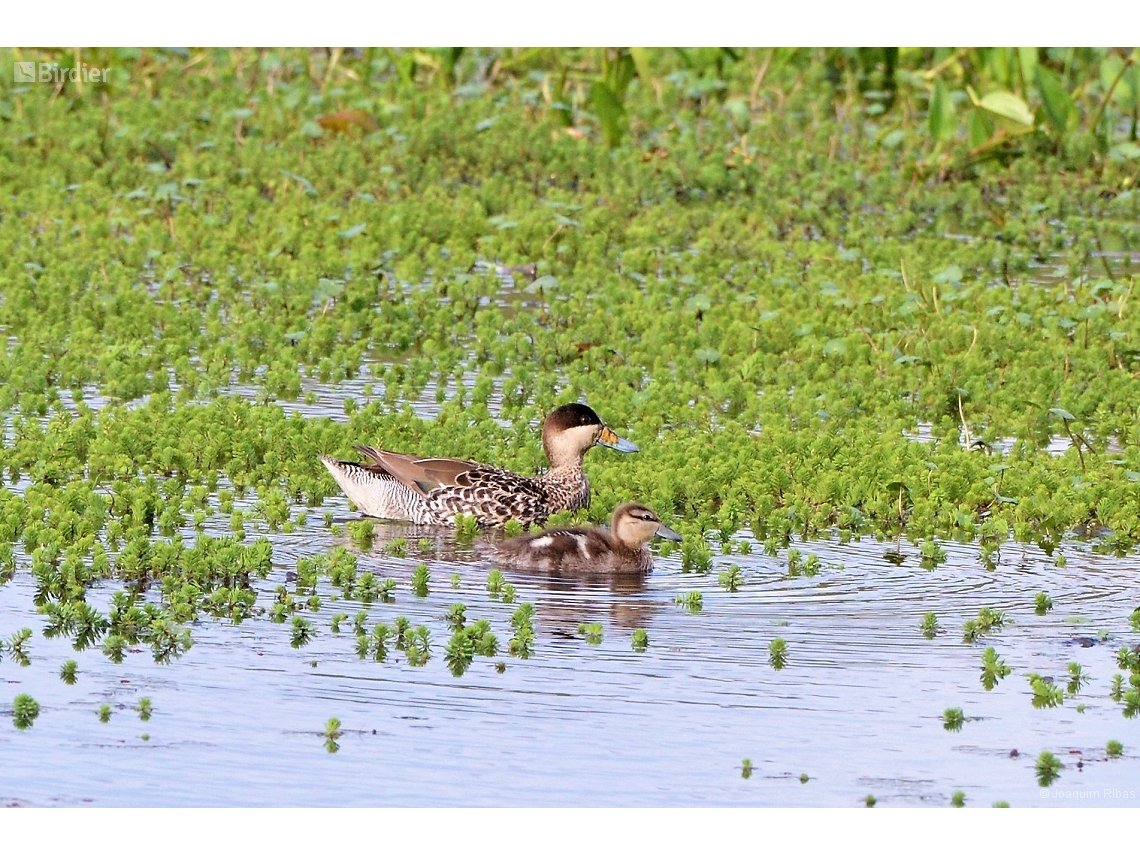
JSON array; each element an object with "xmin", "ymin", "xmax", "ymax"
[
  {"xmin": 423, "ymin": 464, "xmax": 557, "ymax": 526},
  {"xmin": 494, "ymin": 527, "xmax": 651, "ymax": 574}
]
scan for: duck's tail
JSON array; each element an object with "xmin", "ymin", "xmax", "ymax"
[{"xmin": 319, "ymin": 455, "xmax": 426, "ymax": 521}]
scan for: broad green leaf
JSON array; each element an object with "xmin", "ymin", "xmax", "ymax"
[
  {"xmin": 1035, "ymin": 65, "xmax": 1073, "ymax": 134},
  {"xmin": 1099, "ymin": 55, "xmax": 1139, "ymax": 107},
  {"xmin": 978, "ymin": 90, "xmax": 1034, "ymax": 128},
  {"xmin": 1109, "ymin": 141, "xmax": 1140, "ymax": 161},
  {"xmin": 589, "ymin": 81, "xmax": 625, "ymax": 148},
  {"xmin": 822, "ymin": 338, "xmax": 848, "ymax": 357},
  {"xmin": 932, "ymin": 265, "xmax": 963, "ymax": 285}
]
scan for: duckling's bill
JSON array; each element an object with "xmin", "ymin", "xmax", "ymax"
[
  {"xmin": 597, "ymin": 426, "xmax": 638, "ymax": 453},
  {"xmin": 656, "ymin": 522, "xmax": 683, "ymax": 542}
]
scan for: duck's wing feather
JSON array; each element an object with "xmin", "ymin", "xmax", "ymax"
[{"xmin": 352, "ymin": 446, "xmax": 510, "ymax": 497}]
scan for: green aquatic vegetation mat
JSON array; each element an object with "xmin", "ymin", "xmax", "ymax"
[{"xmin": 0, "ymin": 48, "xmax": 1138, "ymax": 663}]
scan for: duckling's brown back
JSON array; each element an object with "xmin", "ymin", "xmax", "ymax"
[{"xmin": 494, "ymin": 527, "xmax": 651, "ymax": 574}]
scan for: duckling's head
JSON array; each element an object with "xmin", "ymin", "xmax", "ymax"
[
  {"xmin": 542, "ymin": 403, "xmax": 638, "ymax": 468},
  {"xmin": 611, "ymin": 502, "xmax": 682, "ymax": 549}
]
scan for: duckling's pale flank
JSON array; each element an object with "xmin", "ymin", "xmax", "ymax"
[
  {"xmin": 319, "ymin": 403, "xmax": 638, "ymax": 527},
  {"xmin": 494, "ymin": 502, "xmax": 682, "ymax": 574}
]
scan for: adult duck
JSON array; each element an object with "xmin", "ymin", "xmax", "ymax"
[{"xmin": 319, "ymin": 403, "xmax": 637, "ymax": 526}]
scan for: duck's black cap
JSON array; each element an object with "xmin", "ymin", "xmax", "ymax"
[{"xmin": 545, "ymin": 403, "xmax": 603, "ymax": 430}]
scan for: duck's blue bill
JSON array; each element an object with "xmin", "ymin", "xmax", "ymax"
[{"xmin": 597, "ymin": 426, "xmax": 639, "ymax": 453}]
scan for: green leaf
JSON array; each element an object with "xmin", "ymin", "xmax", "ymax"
[
  {"xmin": 928, "ymin": 78, "xmax": 955, "ymax": 141},
  {"xmin": 301, "ymin": 121, "xmax": 324, "ymax": 138},
  {"xmin": 977, "ymin": 90, "xmax": 1034, "ymax": 128},
  {"xmin": 968, "ymin": 109, "xmax": 995, "ymax": 148},
  {"xmin": 629, "ymin": 48, "xmax": 653, "ymax": 86},
  {"xmin": 880, "ymin": 129, "xmax": 905, "ymax": 149},
  {"xmin": 822, "ymin": 338, "xmax": 848, "ymax": 357},
  {"xmin": 932, "ymin": 265, "xmax": 963, "ymax": 284},
  {"xmin": 1109, "ymin": 141, "xmax": 1140, "ymax": 161},
  {"xmin": 1035, "ymin": 66, "xmax": 1074, "ymax": 134},
  {"xmin": 1018, "ymin": 48, "xmax": 1038, "ymax": 87},
  {"xmin": 589, "ymin": 81, "xmax": 626, "ymax": 148}
]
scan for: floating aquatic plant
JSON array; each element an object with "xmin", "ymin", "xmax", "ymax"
[
  {"xmin": 769, "ymin": 638, "xmax": 788, "ymax": 670},
  {"xmin": 411, "ymin": 564, "xmax": 431, "ymax": 598},
  {"xmin": 980, "ymin": 646, "xmax": 1011, "ymax": 690},
  {"xmin": 675, "ymin": 591, "xmax": 703, "ymax": 613},
  {"xmin": 718, "ymin": 565, "xmax": 743, "ymax": 592},
  {"xmin": 6, "ymin": 628, "xmax": 32, "ymax": 667},
  {"xmin": 951, "ymin": 791, "xmax": 966, "ymax": 807},
  {"xmin": 324, "ymin": 717, "xmax": 342, "ymax": 754},
  {"xmin": 1035, "ymin": 592, "xmax": 1054, "ymax": 615},
  {"xmin": 963, "ymin": 608, "xmax": 1006, "ymax": 644},
  {"xmin": 1107, "ymin": 739, "xmax": 1124, "ymax": 758},
  {"xmin": 786, "ymin": 549, "xmax": 820, "ymax": 578},
  {"xmin": 11, "ymin": 694, "xmax": 39, "ymax": 729},
  {"xmin": 943, "ymin": 707, "xmax": 966, "ymax": 732},
  {"xmin": 1066, "ymin": 662, "xmax": 1090, "ymax": 696},
  {"xmin": 508, "ymin": 603, "xmax": 536, "ymax": 659},
  {"xmin": 631, "ymin": 628, "xmax": 649, "ymax": 652},
  {"xmin": 99, "ymin": 704, "xmax": 112, "ymax": 723},
  {"xmin": 919, "ymin": 540, "xmax": 947, "ymax": 570},
  {"xmin": 453, "ymin": 513, "xmax": 480, "ymax": 540},
  {"xmin": 291, "ymin": 616, "xmax": 316, "ymax": 648},
  {"xmin": 1111, "ymin": 673, "xmax": 1125, "ymax": 702},
  {"xmin": 1026, "ymin": 673, "xmax": 1064, "ymax": 709},
  {"xmin": 136, "ymin": 697, "xmax": 152, "ymax": 721},
  {"xmin": 681, "ymin": 538, "xmax": 713, "ymax": 575},
  {"xmin": 347, "ymin": 520, "xmax": 375, "ymax": 549},
  {"xmin": 577, "ymin": 622, "xmax": 604, "ymax": 645},
  {"xmin": 1035, "ymin": 751, "xmax": 1063, "ymax": 787},
  {"xmin": 403, "ymin": 625, "xmax": 432, "ymax": 667},
  {"xmin": 921, "ymin": 612, "xmax": 940, "ymax": 639},
  {"xmin": 60, "ymin": 660, "xmax": 78, "ymax": 685},
  {"xmin": 741, "ymin": 758, "xmax": 753, "ymax": 779},
  {"xmin": 445, "ymin": 603, "xmax": 467, "ymax": 630}
]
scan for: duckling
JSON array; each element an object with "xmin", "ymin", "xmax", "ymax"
[
  {"xmin": 319, "ymin": 403, "xmax": 638, "ymax": 526},
  {"xmin": 494, "ymin": 502, "xmax": 682, "ymax": 574}
]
